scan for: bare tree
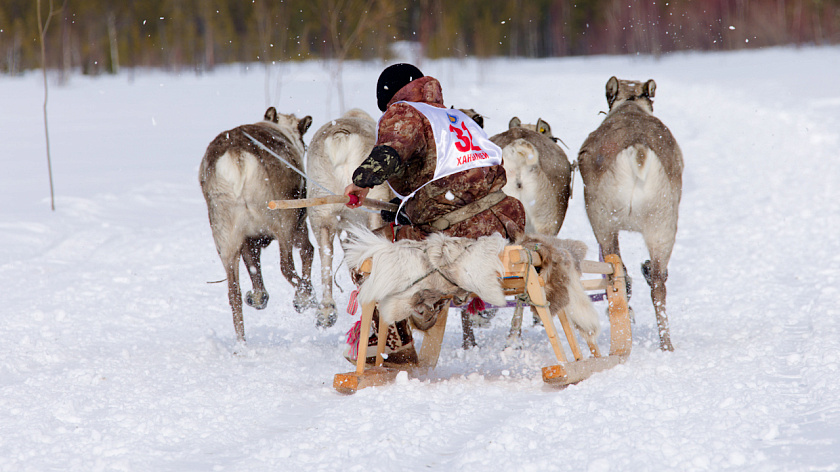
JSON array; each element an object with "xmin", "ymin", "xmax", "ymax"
[
  {"xmin": 107, "ymin": 11, "xmax": 119, "ymax": 74},
  {"xmin": 36, "ymin": 0, "xmax": 67, "ymax": 211},
  {"xmin": 317, "ymin": 0, "xmax": 394, "ymax": 114},
  {"xmin": 254, "ymin": 0, "xmax": 291, "ymax": 107}
]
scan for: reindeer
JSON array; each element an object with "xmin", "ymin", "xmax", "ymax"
[
  {"xmin": 453, "ymin": 107, "xmax": 484, "ymax": 129},
  {"xmin": 306, "ymin": 109, "xmax": 394, "ymax": 328},
  {"xmin": 488, "ymin": 117, "xmax": 573, "ymax": 347},
  {"xmin": 491, "ymin": 117, "xmax": 572, "ymax": 236},
  {"xmin": 199, "ymin": 107, "xmax": 315, "ymax": 342},
  {"xmin": 577, "ymin": 77, "xmax": 683, "ymax": 351}
]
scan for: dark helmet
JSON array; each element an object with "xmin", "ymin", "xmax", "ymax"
[{"xmin": 376, "ymin": 63, "xmax": 424, "ymax": 112}]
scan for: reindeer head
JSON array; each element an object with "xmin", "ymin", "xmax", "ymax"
[
  {"xmin": 605, "ymin": 76, "xmax": 656, "ymax": 114},
  {"xmin": 263, "ymin": 107, "xmax": 313, "ymax": 155},
  {"xmin": 508, "ymin": 116, "xmax": 553, "ymax": 138},
  {"xmin": 452, "ymin": 106, "xmax": 484, "ymax": 129}
]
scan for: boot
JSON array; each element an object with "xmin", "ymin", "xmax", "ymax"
[{"xmin": 344, "ymin": 312, "xmax": 418, "ymax": 367}]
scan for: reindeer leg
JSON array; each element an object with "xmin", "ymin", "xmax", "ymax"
[
  {"xmin": 221, "ymin": 249, "xmax": 246, "ymax": 343},
  {"xmin": 315, "ymin": 225, "xmax": 337, "ymax": 327},
  {"xmin": 643, "ymin": 259, "xmax": 672, "ymax": 351},
  {"xmin": 643, "ymin": 234, "xmax": 675, "ymax": 351},
  {"xmin": 276, "ymin": 238, "xmax": 310, "ymax": 313},
  {"xmin": 241, "ymin": 238, "xmax": 268, "ymax": 310},
  {"xmin": 461, "ymin": 310, "xmax": 476, "ymax": 349},
  {"xmin": 293, "ymin": 215, "xmax": 316, "ymax": 311},
  {"xmin": 506, "ymin": 303, "xmax": 525, "ymax": 349}
]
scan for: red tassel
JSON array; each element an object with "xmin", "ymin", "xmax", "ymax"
[
  {"xmin": 467, "ymin": 297, "xmax": 486, "ymax": 315},
  {"xmin": 345, "ymin": 320, "xmax": 361, "ymax": 361},
  {"xmin": 344, "ymin": 289, "xmax": 362, "ymax": 360},
  {"xmin": 347, "ymin": 289, "xmax": 359, "ymax": 317}
]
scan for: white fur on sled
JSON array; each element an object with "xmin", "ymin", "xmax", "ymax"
[{"xmin": 342, "ymin": 226, "xmax": 508, "ymax": 325}]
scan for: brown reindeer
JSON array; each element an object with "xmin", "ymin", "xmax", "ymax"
[
  {"xmin": 492, "ymin": 117, "xmax": 572, "ymax": 236},
  {"xmin": 306, "ymin": 109, "xmax": 393, "ymax": 328},
  {"xmin": 487, "ymin": 117, "xmax": 573, "ymax": 347},
  {"xmin": 199, "ymin": 107, "xmax": 315, "ymax": 342},
  {"xmin": 578, "ymin": 77, "xmax": 683, "ymax": 351},
  {"xmin": 453, "ymin": 107, "xmax": 484, "ymax": 129}
]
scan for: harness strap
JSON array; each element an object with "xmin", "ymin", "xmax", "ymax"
[
  {"xmin": 427, "ymin": 190, "xmax": 507, "ymax": 231},
  {"xmin": 401, "ymin": 241, "xmax": 476, "ymax": 292}
]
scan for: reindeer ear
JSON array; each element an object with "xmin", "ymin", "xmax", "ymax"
[
  {"xmin": 606, "ymin": 76, "xmax": 619, "ymax": 108},
  {"xmin": 536, "ymin": 118, "xmax": 551, "ymax": 136},
  {"xmin": 298, "ymin": 115, "xmax": 313, "ymax": 136},
  {"xmin": 264, "ymin": 107, "xmax": 278, "ymax": 123},
  {"xmin": 509, "ymin": 117, "xmax": 521, "ymax": 129},
  {"xmin": 644, "ymin": 79, "xmax": 656, "ymax": 98},
  {"xmin": 472, "ymin": 113, "xmax": 484, "ymax": 129}
]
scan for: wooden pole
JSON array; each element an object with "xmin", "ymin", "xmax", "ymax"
[
  {"xmin": 526, "ymin": 265, "xmax": 568, "ymax": 364},
  {"xmin": 604, "ymin": 254, "xmax": 632, "ymax": 357},
  {"xmin": 418, "ymin": 304, "xmax": 449, "ymax": 369},
  {"xmin": 268, "ymin": 195, "xmax": 398, "ymax": 212},
  {"xmin": 556, "ymin": 309, "xmax": 583, "ymax": 361},
  {"xmin": 355, "ymin": 301, "xmax": 376, "ymax": 375},
  {"xmin": 375, "ymin": 312, "xmax": 388, "ymax": 367}
]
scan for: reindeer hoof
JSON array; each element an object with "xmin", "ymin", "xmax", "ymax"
[
  {"xmin": 316, "ymin": 303, "xmax": 337, "ymax": 328},
  {"xmin": 641, "ymin": 260, "xmax": 652, "ymax": 287},
  {"xmin": 245, "ymin": 290, "xmax": 269, "ymax": 310},
  {"xmin": 469, "ymin": 308, "xmax": 497, "ymax": 328},
  {"xmin": 293, "ymin": 293, "xmax": 317, "ymax": 313},
  {"xmin": 659, "ymin": 334, "xmax": 674, "ymax": 352},
  {"xmin": 505, "ymin": 335, "xmax": 524, "ymax": 350}
]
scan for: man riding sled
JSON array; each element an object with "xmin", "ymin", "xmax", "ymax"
[{"xmin": 343, "ymin": 63, "xmax": 527, "ymax": 365}]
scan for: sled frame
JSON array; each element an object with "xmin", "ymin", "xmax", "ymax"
[{"xmin": 333, "ymin": 247, "xmax": 631, "ymax": 394}]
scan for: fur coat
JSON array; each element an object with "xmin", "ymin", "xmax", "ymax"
[{"xmin": 359, "ymin": 76, "xmax": 527, "ymax": 242}]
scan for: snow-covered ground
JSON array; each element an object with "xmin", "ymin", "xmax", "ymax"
[{"xmin": 2, "ymin": 46, "xmax": 839, "ymax": 471}]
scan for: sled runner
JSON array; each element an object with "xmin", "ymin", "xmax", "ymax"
[{"xmin": 333, "ymin": 246, "xmax": 632, "ymax": 393}]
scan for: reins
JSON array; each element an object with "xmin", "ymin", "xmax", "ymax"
[
  {"xmin": 377, "ymin": 240, "xmax": 479, "ymax": 297},
  {"xmin": 243, "ymin": 131, "xmax": 333, "ymax": 195},
  {"xmin": 245, "ymin": 131, "xmax": 379, "ymax": 214}
]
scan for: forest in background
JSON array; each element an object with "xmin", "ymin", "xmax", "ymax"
[{"xmin": 3, "ymin": 0, "xmax": 839, "ymax": 76}]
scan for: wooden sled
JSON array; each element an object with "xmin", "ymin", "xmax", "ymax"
[{"xmin": 333, "ymin": 246, "xmax": 632, "ymax": 394}]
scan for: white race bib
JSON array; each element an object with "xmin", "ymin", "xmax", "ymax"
[{"xmin": 385, "ymin": 102, "xmax": 503, "ymax": 219}]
